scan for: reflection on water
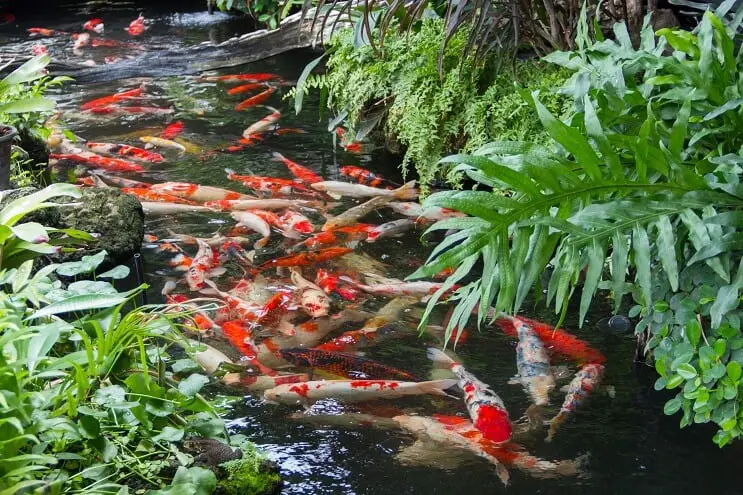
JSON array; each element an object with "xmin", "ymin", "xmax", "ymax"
[{"xmin": 4, "ymin": 2, "xmax": 743, "ymax": 494}]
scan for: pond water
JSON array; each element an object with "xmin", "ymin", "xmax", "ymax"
[{"xmin": 2, "ymin": 2, "xmax": 743, "ymax": 494}]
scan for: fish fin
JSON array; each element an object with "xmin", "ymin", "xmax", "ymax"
[
  {"xmin": 418, "ymin": 378, "xmax": 458, "ymax": 396},
  {"xmin": 254, "ymin": 236, "xmax": 269, "ymax": 249},
  {"xmin": 327, "ymin": 192, "xmax": 343, "ymax": 200},
  {"xmin": 207, "ymin": 267, "xmax": 227, "ymax": 277},
  {"xmin": 393, "ymin": 181, "xmax": 418, "ymax": 200},
  {"xmin": 426, "ymin": 347, "xmax": 456, "ymax": 369},
  {"xmin": 495, "ymin": 465, "xmax": 510, "ymax": 487}
]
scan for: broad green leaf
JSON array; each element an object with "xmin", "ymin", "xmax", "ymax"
[
  {"xmin": 655, "ymin": 216, "xmax": 679, "ymax": 291},
  {"xmin": 703, "ymin": 98, "xmax": 743, "ymax": 121},
  {"xmin": 0, "ymin": 55, "xmax": 50, "ymax": 88},
  {"xmin": 610, "ymin": 231, "xmax": 629, "ymax": 313},
  {"xmin": 727, "ymin": 361, "xmax": 742, "ymax": 381},
  {"xmin": 677, "ymin": 363, "xmax": 698, "ymax": 379},
  {"xmin": 579, "ymin": 239, "xmax": 606, "ymax": 327},
  {"xmin": 27, "ymin": 293, "xmax": 127, "ymax": 320},
  {"xmin": 295, "ymin": 52, "xmax": 326, "ymax": 115},
  {"xmin": 633, "ymin": 225, "xmax": 652, "ymax": 309},
  {"xmin": 10, "ymin": 222, "xmax": 49, "ymax": 244},
  {"xmin": 669, "ymin": 97, "xmax": 691, "ymax": 160},
  {"xmin": 0, "ymin": 183, "xmax": 81, "ymax": 227},
  {"xmin": 98, "ymin": 265, "xmax": 130, "ymax": 279},
  {"xmin": 153, "ymin": 426, "xmax": 185, "ymax": 443},
  {"xmin": 27, "ymin": 325, "xmax": 61, "ymax": 374},
  {"xmin": 664, "ymin": 395, "xmax": 683, "ymax": 415},
  {"xmin": 0, "ymin": 97, "xmax": 54, "ymax": 114},
  {"xmin": 178, "ymin": 373, "xmax": 210, "ymax": 397}
]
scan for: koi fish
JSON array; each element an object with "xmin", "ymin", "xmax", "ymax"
[
  {"xmin": 126, "ymin": 14, "xmax": 146, "ymax": 36},
  {"xmin": 227, "ymin": 82, "xmax": 267, "ymax": 95},
  {"xmin": 121, "ymin": 188, "xmax": 196, "ymax": 204},
  {"xmin": 388, "ymin": 202, "xmax": 467, "ymax": 221},
  {"xmin": 242, "ymin": 107, "xmax": 281, "ymax": 137},
  {"xmin": 168, "ymin": 253, "xmax": 192, "ymax": 271},
  {"xmin": 92, "ymin": 38, "xmax": 139, "ymax": 48},
  {"xmin": 187, "ymin": 239, "xmax": 224, "ymax": 291},
  {"xmin": 204, "ymin": 198, "xmax": 321, "ymax": 211},
  {"xmin": 427, "ymin": 348, "xmax": 512, "ymax": 443},
  {"xmin": 83, "ymin": 18, "xmax": 104, "ymax": 33},
  {"xmin": 224, "ymin": 169, "xmax": 317, "ymax": 197},
  {"xmin": 72, "ymin": 33, "xmax": 90, "ymax": 50},
  {"xmin": 165, "ymin": 232, "xmax": 254, "ymax": 249},
  {"xmin": 138, "ymin": 135, "xmax": 184, "ymax": 151},
  {"xmin": 314, "ymin": 269, "xmax": 360, "ymax": 301},
  {"xmin": 259, "ymin": 247, "xmax": 353, "ymax": 270},
  {"xmin": 160, "ymin": 121, "xmax": 184, "ymax": 140},
  {"xmin": 200, "ymin": 73, "xmax": 280, "ymax": 83},
  {"xmin": 219, "ymin": 320, "xmax": 262, "ymax": 361},
  {"xmin": 150, "ymin": 182, "xmax": 253, "ymax": 202},
  {"xmin": 280, "ymin": 348, "xmax": 417, "ymax": 381},
  {"xmin": 231, "ymin": 211, "xmax": 271, "ymax": 248},
  {"xmin": 279, "ymin": 210, "xmax": 314, "ymax": 235},
  {"xmin": 546, "ymin": 363, "xmax": 604, "ymax": 442},
  {"xmin": 141, "ymin": 202, "xmax": 211, "ymax": 215},
  {"xmin": 340, "ymin": 166, "xmax": 395, "ymax": 188},
  {"xmin": 90, "ymin": 170, "xmax": 151, "ymax": 188},
  {"xmin": 292, "ymin": 224, "xmax": 374, "ymax": 251},
  {"xmin": 275, "ymin": 128, "xmax": 307, "ymax": 135},
  {"xmin": 50, "ymin": 152, "xmax": 144, "ymax": 173},
  {"xmin": 235, "ymin": 87, "xmax": 275, "ymax": 111},
  {"xmin": 188, "ymin": 339, "xmax": 233, "ymax": 375},
  {"xmin": 201, "ymin": 280, "xmax": 263, "ymax": 324},
  {"xmin": 28, "ymin": 27, "xmax": 68, "ymax": 37},
  {"xmin": 353, "ymin": 276, "xmax": 456, "ymax": 298},
  {"xmin": 264, "ymin": 378, "xmax": 457, "ymax": 405},
  {"xmin": 366, "ymin": 219, "xmax": 415, "ymax": 242},
  {"xmin": 272, "ymin": 152, "xmax": 323, "ymax": 184},
  {"xmin": 223, "ymin": 373, "xmax": 309, "ymax": 392},
  {"xmin": 322, "ymin": 195, "xmax": 395, "ymax": 231},
  {"xmin": 311, "ymin": 180, "xmax": 418, "ymax": 200},
  {"xmin": 90, "ymin": 106, "xmax": 173, "ymax": 116},
  {"xmin": 31, "ymin": 44, "xmax": 48, "ymax": 56},
  {"xmin": 493, "ymin": 315, "xmax": 607, "ymax": 365},
  {"xmin": 86, "ymin": 142, "xmax": 164, "ymax": 163},
  {"xmin": 290, "ymin": 268, "xmax": 329, "ymax": 318},
  {"xmin": 81, "ymin": 87, "xmax": 144, "ymax": 111},
  {"xmin": 507, "ymin": 317, "xmax": 555, "ymax": 407}
]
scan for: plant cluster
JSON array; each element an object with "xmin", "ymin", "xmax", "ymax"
[
  {"xmin": 293, "ymin": 18, "xmax": 570, "ymax": 187},
  {"xmin": 215, "ymin": 0, "xmax": 303, "ymax": 29},
  {"xmin": 0, "ymin": 184, "xmax": 267, "ymax": 492},
  {"xmin": 414, "ymin": 6, "xmax": 743, "ymax": 445}
]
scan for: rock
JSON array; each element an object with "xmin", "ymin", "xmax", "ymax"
[
  {"xmin": 56, "ymin": 188, "xmax": 143, "ymax": 264},
  {"xmin": 217, "ymin": 450, "xmax": 282, "ymax": 495},
  {"xmin": 0, "ymin": 186, "xmax": 144, "ymax": 266}
]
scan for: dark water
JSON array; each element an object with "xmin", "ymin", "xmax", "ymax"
[{"xmin": 2, "ymin": 3, "xmax": 743, "ymax": 494}]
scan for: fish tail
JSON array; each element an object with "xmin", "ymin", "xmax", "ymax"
[
  {"xmin": 545, "ymin": 411, "xmax": 567, "ymax": 442},
  {"xmin": 393, "ymin": 181, "xmax": 418, "ymax": 200},
  {"xmin": 417, "ymin": 378, "xmax": 458, "ymax": 396},
  {"xmin": 426, "ymin": 347, "xmax": 456, "ymax": 369},
  {"xmin": 224, "ymin": 168, "xmax": 236, "ymax": 179}
]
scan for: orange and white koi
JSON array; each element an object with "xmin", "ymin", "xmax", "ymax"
[
  {"xmin": 272, "ymin": 152, "xmax": 323, "ymax": 184},
  {"xmin": 31, "ymin": 44, "xmax": 48, "ymax": 56},
  {"xmin": 150, "ymin": 182, "xmax": 252, "ymax": 202},
  {"xmin": 279, "ymin": 210, "xmax": 314, "ymax": 235},
  {"xmin": 311, "ymin": 180, "xmax": 418, "ymax": 200},
  {"xmin": 83, "ymin": 18, "xmax": 104, "ymax": 33},
  {"xmin": 126, "ymin": 14, "xmax": 146, "ymax": 36},
  {"xmin": 546, "ymin": 363, "xmax": 604, "ymax": 442},
  {"xmin": 160, "ymin": 121, "xmax": 185, "ymax": 140},
  {"xmin": 242, "ymin": 106, "xmax": 281, "ymax": 137},
  {"xmin": 264, "ymin": 378, "xmax": 457, "ymax": 405},
  {"xmin": 204, "ymin": 198, "xmax": 321, "ymax": 211},
  {"xmin": 201, "ymin": 280, "xmax": 263, "ymax": 323},
  {"xmin": 168, "ymin": 253, "xmax": 193, "ymax": 271},
  {"xmin": 141, "ymin": 202, "xmax": 211, "ymax": 215},
  {"xmin": 366, "ymin": 219, "xmax": 415, "ymax": 242},
  {"xmin": 353, "ymin": 277, "xmax": 455, "ymax": 298},
  {"xmin": 86, "ymin": 142, "xmax": 164, "ymax": 163},
  {"xmin": 427, "ymin": 348, "xmax": 512, "ymax": 444},
  {"xmin": 321, "ymin": 195, "xmax": 395, "ymax": 231},
  {"xmin": 72, "ymin": 33, "xmax": 90, "ymax": 50},
  {"xmin": 259, "ymin": 247, "xmax": 353, "ymax": 270},
  {"xmin": 164, "ymin": 232, "xmax": 254, "ymax": 249},
  {"xmin": 139, "ymin": 136, "xmax": 185, "ymax": 151},
  {"xmin": 227, "ymin": 82, "xmax": 267, "ymax": 95},
  {"xmin": 121, "ymin": 188, "xmax": 196, "ymax": 204},
  {"xmin": 290, "ymin": 268, "xmax": 329, "ymax": 318},
  {"xmin": 339, "ymin": 165, "xmax": 395, "ymax": 188},
  {"xmin": 223, "ymin": 134, "xmax": 263, "ymax": 153},
  {"xmin": 89, "ymin": 170, "xmax": 151, "ymax": 188},
  {"xmin": 50, "ymin": 152, "xmax": 144, "ymax": 173},
  {"xmin": 235, "ymin": 87, "xmax": 275, "ymax": 111},
  {"xmin": 315, "ymin": 269, "xmax": 360, "ymax": 301},
  {"xmin": 293, "ymin": 224, "xmax": 375, "ymax": 251},
  {"xmin": 200, "ymin": 73, "xmax": 280, "ymax": 83},
  {"xmin": 90, "ymin": 106, "xmax": 173, "ymax": 116},
  {"xmin": 223, "ymin": 373, "xmax": 309, "ymax": 392},
  {"xmin": 81, "ymin": 87, "xmax": 144, "ymax": 111},
  {"xmin": 28, "ymin": 27, "xmax": 68, "ymax": 37},
  {"xmin": 224, "ymin": 169, "xmax": 317, "ymax": 197},
  {"xmin": 388, "ymin": 202, "xmax": 467, "ymax": 221},
  {"xmin": 187, "ymin": 239, "xmax": 223, "ymax": 291},
  {"xmin": 230, "ymin": 211, "xmax": 271, "ymax": 248}
]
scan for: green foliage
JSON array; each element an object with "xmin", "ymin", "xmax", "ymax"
[
  {"xmin": 218, "ymin": 447, "xmax": 281, "ymax": 495},
  {"xmin": 215, "ymin": 0, "xmax": 303, "ymax": 29},
  {"xmin": 414, "ymin": 10, "xmax": 743, "ymax": 444},
  {"xmin": 293, "ymin": 19, "xmax": 569, "ymax": 187}
]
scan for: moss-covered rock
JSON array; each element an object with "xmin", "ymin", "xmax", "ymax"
[
  {"xmin": 217, "ymin": 445, "xmax": 282, "ymax": 495},
  {"xmin": 56, "ymin": 188, "xmax": 143, "ymax": 264}
]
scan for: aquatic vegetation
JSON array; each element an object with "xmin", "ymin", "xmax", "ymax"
[
  {"xmin": 414, "ymin": 8, "xmax": 743, "ymax": 445},
  {"xmin": 215, "ymin": 0, "xmax": 303, "ymax": 29},
  {"xmin": 292, "ymin": 18, "xmax": 570, "ymax": 187},
  {"xmin": 218, "ymin": 447, "xmax": 281, "ymax": 495}
]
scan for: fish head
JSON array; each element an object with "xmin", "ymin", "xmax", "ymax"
[
  {"xmin": 527, "ymin": 375, "xmax": 555, "ymax": 406},
  {"xmin": 301, "ymin": 289, "xmax": 329, "ymax": 318},
  {"xmin": 263, "ymin": 388, "xmax": 281, "ymax": 403}
]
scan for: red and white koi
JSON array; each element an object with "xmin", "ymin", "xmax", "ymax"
[
  {"xmin": 292, "ymin": 224, "xmax": 374, "ymax": 251},
  {"xmin": 546, "ymin": 363, "xmax": 604, "ymax": 442},
  {"xmin": 187, "ymin": 239, "xmax": 224, "ymax": 291},
  {"xmin": 315, "ymin": 269, "xmax": 360, "ymax": 301},
  {"xmin": 242, "ymin": 107, "xmax": 281, "ymax": 137},
  {"xmin": 83, "ymin": 18, "xmax": 104, "ymax": 33},
  {"xmin": 223, "ymin": 373, "xmax": 309, "ymax": 392},
  {"xmin": 50, "ymin": 152, "xmax": 144, "ymax": 173},
  {"xmin": 230, "ymin": 211, "xmax": 271, "ymax": 248},
  {"xmin": 387, "ymin": 202, "xmax": 467, "ymax": 221},
  {"xmin": 160, "ymin": 121, "xmax": 185, "ymax": 140},
  {"xmin": 86, "ymin": 142, "xmax": 164, "ymax": 163},
  {"xmin": 72, "ymin": 33, "xmax": 90, "ymax": 50},
  {"xmin": 31, "ymin": 44, "xmax": 48, "ymax": 56},
  {"xmin": 263, "ymin": 378, "xmax": 457, "ymax": 405},
  {"xmin": 311, "ymin": 180, "xmax": 418, "ymax": 200},
  {"xmin": 272, "ymin": 152, "xmax": 323, "ymax": 184},
  {"xmin": 90, "ymin": 170, "xmax": 151, "ymax": 188},
  {"xmin": 428, "ymin": 348, "xmax": 513, "ymax": 444},
  {"xmin": 290, "ymin": 268, "xmax": 329, "ymax": 318},
  {"xmin": 366, "ymin": 219, "xmax": 415, "ymax": 242},
  {"xmin": 126, "ymin": 14, "xmax": 146, "ymax": 36},
  {"xmin": 141, "ymin": 202, "xmax": 211, "ymax": 215},
  {"xmin": 150, "ymin": 182, "xmax": 252, "ymax": 202},
  {"xmin": 204, "ymin": 198, "xmax": 321, "ymax": 211},
  {"xmin": 224, "ymin": 169, "xmax": 317, "ymax": 197},
  {"xmin": 121, "ymin": 188, "xmax": 196, "ymax": 204},
  {"xmin": 339, "ymin": 165, "xmax": 395, "ymax": 188}
]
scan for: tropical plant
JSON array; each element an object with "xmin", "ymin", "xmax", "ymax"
[
  {"xmin": 215, "ymin": 0, "xmax": 304, "ymax": 29},
  {"xmin": 0, "ymin": 248, "xmax": 256, "ymax": 492},
  {"xmin": 412, "ymin": 7, "xmax": 743, "ymax": 445},
  {"xmin": 291, "ymin": 18, "xmax": 570, "ymax": 187}
]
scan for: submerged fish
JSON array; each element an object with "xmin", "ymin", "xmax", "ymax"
[
  {"xmin": 201, "ymin": 73, "xmax": 280, "ymax": 83},
  {"xmin": 225, "ymin": 169, "xmax": 317, "ymax": 197},
  {"xmin": 121, "ymin": 188, "xmax": 196, "ymax": 204},
  {"xmin": 150, "ymin": 182, "xmax": 252, "ymax": 202},
  {"xmin": 508, "ymin": 316, "xmax": 555, "ymax": 407},
  {"xmin": 263, "ymin": 378, "xmax": 457, "ymax": 405},
  {"xmin": 546, "ymin": 363, "xmax": 604, "ymax": 442},
  {"xmin": 204, "ymin": 198, "xmax": 322, "ymax": 211},
  {"xmin": 259, "ymin": 247, "xmax": 353, "ymax": 270},
  {"xmin": 272, "ymin": 152, "xmax": 323, "ymax": 184},
  {"xmin": 139, "ymin": 136, "xmax": 185, "ymax": 151},
  {"xmin": 293, "ymin": 224, "xmax": 374, "ymax": 251},
  {"xmin": 235, "ymin": 87, "xmax": 275, "ymax": 111},
  {"xmin": 126, "ymin": 14, "xmax": 146, "ymax": 36},
  {"xmin": 227, "ymin": 82, "xmax": 267, "ymax": 95},
  {"xmin": 187, "ymin": 239, "xmax": 223, "ymax": 291},
  {"xmin": 81, "ymin": 87, "xmax": 144, "ymax": 111},
  {"xmin": 311, "ymin": 180, "xmax": 418, "ymax": 200},
  {"xmin": 141, "ymin": 202, "xmax": 211, "ymax": 215},
  {"xmin": 83, "ymin": 18, "xmax": 104, "ymax": 33},
  {"xmin": 280, "ymin": 348, "xmax": 417, "ymax": 381},
  {"xmin": 50, "ymin": 152, "xmax": 144, "ymax": 173},
  {"xmin": 322, "ymin": 195, "xmax": 394, "ymax": 231},
  {"xmin": 340, "ymin": 165, "xmax": 396, "ymax": 188},
  {"xmin": 160, "ymin": 121, "xmax": 185, "ymax": 140},
  {"xmin": 230, "ymin": 211, "xmax": 271, "ymax": 248},
  {"xmin": 86, "ymin": 142, "xmax": 164, "ymax": 163},
  {"xmin": 243, "ymin": 107, "xmax": 281, "ymax": 137},
  {"xmin": 366, "ymin": 219, "xmax": 415, "ymax": 242},
  {"xmin": 290, "ymin": 268, "xmax": 329, "ymax": 318},
  {"xmin": 428, "ymin": 348, "xmax": 513, "ymax": 444},
  {"xmin": 223, "ymin": 373, "xmax": 309, "ymax": 392},
  {"xmin": 354, "ymin": 276, "xmax": 455, "ymax": 298},
  {"xmin": 28, "ymin": 27, "xmax": 68, "ymax": 37}
]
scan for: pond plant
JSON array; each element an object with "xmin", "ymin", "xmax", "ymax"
[{"xmin": 412, "ymin": 5, "xmax": 743, "ymax": 446}]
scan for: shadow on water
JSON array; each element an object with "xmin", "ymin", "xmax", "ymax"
[{"xmin": 2, "ymin": 1, "xmax": 743, "ymax": 493}]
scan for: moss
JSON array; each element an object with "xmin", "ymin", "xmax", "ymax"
[{"xmin": 217, "ymin": 446, "xmax": 281, "ymax": 495}]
